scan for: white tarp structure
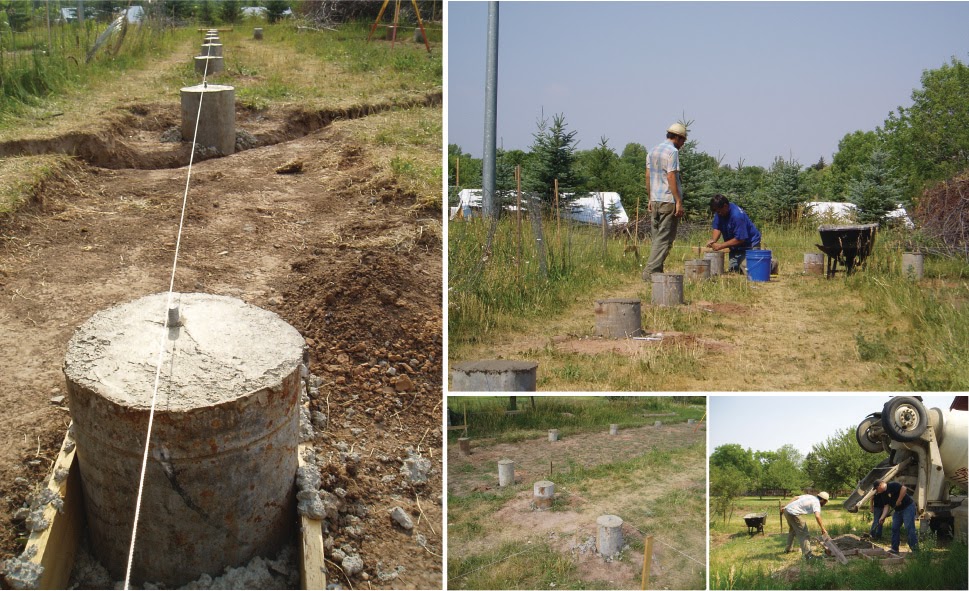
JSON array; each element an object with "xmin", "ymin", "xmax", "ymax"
[
  {"xmin": 803, "ymin": 201, "xmax": 913, "ymax": 228},
  {"xmin": 450, "ymin": 189, "xmax": 629, "ymax": 226}
]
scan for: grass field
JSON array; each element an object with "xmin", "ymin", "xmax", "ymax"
[
  {"xmin": 709, "ymin": 497, "xmax": 968, "ymax": 590},
  {"xmin": 448, "ymin": 218, "xmax": 969, "ymax": 390}
]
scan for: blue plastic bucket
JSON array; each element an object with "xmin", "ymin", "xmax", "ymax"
[{"xmin": 747, "ymin": 250, "xmax": 772, "ymax": 282}]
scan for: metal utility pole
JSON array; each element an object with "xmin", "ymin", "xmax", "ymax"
[{"xmin": 481, "ymin": 1, "xmax": 499, "ymax": 219}]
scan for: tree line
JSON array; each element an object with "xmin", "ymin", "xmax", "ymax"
[{"xmin": 450, "ymin": 56, "xmax": 969, "ymax": 229}]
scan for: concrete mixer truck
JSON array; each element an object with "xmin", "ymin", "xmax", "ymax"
[{"xmin": 843, "ymin": 396, "xmax": 968, "ymax": 542}]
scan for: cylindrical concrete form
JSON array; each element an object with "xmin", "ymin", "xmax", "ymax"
[
  {"xmin": 533, "ymin": 480, "xmax": 555, "ymax": 510},
  {"xmin": 180, "ymin": 83, "xmax": 235, "ymax": 155},
  {"xmin": 193, "ymin": 55, "xmax": 225, "ymax": 76},
  {"xmin": 902, "ymin": 252, "xmax": 924, "ymax": 279},
  {"xmin": 593, "ymin": 298, "xmax": 643, "ymax": 338},
  {"xmin": 804, "ymin": 252, "xmax": 824, "ymax": 275},
  {"xmin": 609, "ymin": 424, "xmax": 619, "ymax": 435},
  {"xmin": 684, "ymin": 259, "xmax": 711, "ymax": 281},
  {"xmin": 498, "ymin": 459, "xmax": 515, "ymax": 487},
  {"xmin": 651, "ymin": 273, "xmax": 684, "ymax": 306},
  {"xmin": 705, "ymin": 251, "xmax": 725, "ymax": 276},
  {"xmin": 254, "ymin": 28, "xmax": 264, "ymax": 40},
  {"xmin": 654, "ymin": 421, "xmax": 662, "ymax": 427},
  {"xmin": 64, "ymin": 292, "xmax": 304, "ymax": 586},
  {"xmin": 200, "ymin": 43, "xmax": 223, "ymax": 57},
  {"xmin": 450, "ymin": 360, "xmax": 538, "ymax": 392},
  {"xmin": 548, "ymin": 429, "xmax": 559, "ymax": 442},
  {"xmin": 458, "ymin": 437, "xmax": 471, "ymax": 456},
  {"xmin": 688, "ymin": 419, "xmax": 696, "ymax": 425},
  {"xmin": 596, "ymin": 514, "xmax": 624, "ymax": 557}
]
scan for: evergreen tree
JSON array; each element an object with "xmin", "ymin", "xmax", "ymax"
[
  {"xmin": 265, "ymin": 0, "xmax": 290, "ymax": 23},
  {"xmin": 220, "ymin": 0, "xmax": 242, "ymax": 24},
  {"xmin": 847, "ymin": 150, "xmax": 904, "ymax": 223},
  {"xmin": 524, "ymin": 113, "xmax": 583, "ymax": 204}
]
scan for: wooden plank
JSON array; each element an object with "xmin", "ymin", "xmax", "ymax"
[
  {"xmin": 820, "ymin": 535, "xmax": 849, "ymax": 565},
  {"xmin": 298, "ymin": 443, "xmax": 326, "ymax": 591},
  {"xmin": 26, "ymin": 428, "xmax": 83, "ymax": 590}
]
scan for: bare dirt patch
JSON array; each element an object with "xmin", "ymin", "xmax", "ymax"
[
  {"xmin": 554, "ymin": 333, "xmax": 734, "ymax": 356},
  {"xmin": 0, "ymin": 103, "xmax": 442, "ymax": 587}
]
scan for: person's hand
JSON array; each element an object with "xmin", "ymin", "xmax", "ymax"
[
  {"xmin": 674, "ymin": 203, "xmax": 684, "ymax": 217},
  {"xmin": 711, "ymin": 243, "xmax": 721, "ymax": 252},
  {"xmin": 705, "ymin": 240, "xmax": 715, "ymax": 248},
  {"xmin": 647, "ymin": 201, "xmax": 653, "ymax": 214},
  {"xmin": 821, "ymin": 528, "xmax": 828, "ymax": 537}
]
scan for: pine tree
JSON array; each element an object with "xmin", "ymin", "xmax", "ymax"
[{"xmin": 847, "ymin": 150, "xmax": 903, "ymax": 223}]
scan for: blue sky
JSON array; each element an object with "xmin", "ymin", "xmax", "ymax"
[
  {"xmin": 447, "ymin": 1, "xmax": 969, "ymax": 168},
  {"xmin": 708, "ymin": 395, "xmax": 958, "ymax": 456}
]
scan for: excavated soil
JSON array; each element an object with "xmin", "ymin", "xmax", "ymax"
[{"xmin": 0, "ymin": 100, "xmax": 442, "ymax": 588}]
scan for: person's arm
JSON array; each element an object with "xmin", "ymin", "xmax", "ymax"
[
  {"xmin": 706, "ymin": 229, "xmax": 723, "ymax": 248},
  {"xmin": 879, "ymin": 504, "xmax": 889, "ymax": 522},
  {"xmin": 713, "ymin": 237, "xmax": 744, "ymax": 251},
  {"xmin": 815, "ymin": 511, "xmax": 827, "ymax": 537},
  {"xmin": 896, "ymin": 485, "xmax": 908, "ymax": 507},
  {"xmin": 667, "ymin": 170, "xmax": 683, "ymax": 217},
  {"xmin": 645, "ymin": 165, "xmax": 652, "ymax": 213}
]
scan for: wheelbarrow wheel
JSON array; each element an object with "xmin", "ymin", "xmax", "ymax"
[
  {"xmin": 856, "ymin": 413, "xmax": 884, "ymax": 453},
  {"xmin": 881, "ymin": 397, "xmax": 928, "ymax": 442}
]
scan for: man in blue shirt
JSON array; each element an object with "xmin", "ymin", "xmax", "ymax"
[
  {"xmin": 706, "ymin": 194, "xmax": 762, "ymax": 272},
  {"xmin": 873, "ymin": 480, "xmax": 919, "ymax": 554}
]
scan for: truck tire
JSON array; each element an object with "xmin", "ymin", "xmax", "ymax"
[
  {"xmin": 856, "ymin": 413, "xmax": 884, "ymax": 453},
  {"xmin": 881, "ymin": 396, "xmax": 928, "ymax": 442}
]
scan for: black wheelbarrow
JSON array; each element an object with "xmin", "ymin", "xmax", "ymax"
[
  {"xmin": 743, "ymin": 512, "xmax": 768, "ymax": 535},
  {"xmin": 816, "ymin": 223, "xmax": 878, "ymax": 278}
]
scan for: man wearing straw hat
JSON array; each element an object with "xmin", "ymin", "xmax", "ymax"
[
  {"xmin": 644, "ymin": 123, "xmax": 687, "ymax": 277},
  {"xmin": 706, "ymin": 194, "xmax": 762, "ymax": 272},
  {"xmin": 781, "ymin": 491, "xmax": 830, "ymax": 560}
]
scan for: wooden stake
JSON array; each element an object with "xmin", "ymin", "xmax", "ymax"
[
  {"xmin": 455, "ymin": 156, "xmax": 460, "ymax": 186},
  {"xmin": 693, "ymin": 411, "xmax": 706, "ymax": 433},
  {"xmin": 641, "ymin": 535, "xmax": 653, "ymax": 590}
]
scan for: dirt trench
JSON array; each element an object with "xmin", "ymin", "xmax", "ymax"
[{"xmin": 0, "ymin": 90, "xmax": 441, "ymax": 170}]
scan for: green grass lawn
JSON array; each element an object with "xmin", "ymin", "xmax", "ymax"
[{"xmin": 710, "ymin": 497, "xmax": 968, "ymax": 589}]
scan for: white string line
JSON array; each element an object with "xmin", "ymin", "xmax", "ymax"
[
  {"xmin": 123, "ymin": 40, "xmax": 215, "ymax": 591},
  {"xmin": 631, "ymin": 524, "xmax": 706, "ymax": 568}
]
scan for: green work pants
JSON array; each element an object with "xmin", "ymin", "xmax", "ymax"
[
  {"xmin": 785, "ymin": 512, "xmax": 814, "ymax": 558},
  {"xmin": 645, "ymin": 202, "xmax": 679, "ymax": 276}
]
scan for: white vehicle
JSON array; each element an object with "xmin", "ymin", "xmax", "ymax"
[{"xmin": 844, "ymin": 396, "xmax": 968, "ymax": 542}]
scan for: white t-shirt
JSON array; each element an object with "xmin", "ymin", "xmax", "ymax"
[{"xmin": 785, "ymin": 495, "xmax": 821, "ymax": 516}]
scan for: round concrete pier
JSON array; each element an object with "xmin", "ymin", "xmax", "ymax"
[
  {"xmin": 64, "ymin": 292, "xmax": 304, "ymax": 586},
  {"xmin": 705, "ymin": 251, "xmax": 725, "ymax": 276},
  {"xmin": 593, "ymin": 298, "xmax": 643, "ymax": 338},
  {"xmin": 450, "ymin": 360, "xmax": 538, "ymax": 392},
  {"xmin": 902, "ymin": 252, "xmax": 924, "ymax": 279},
  {"xmin": 193, "ymin": 55, "xmax": 224, "ymax": 76},
  {"xmin": 651, "ymin": 273, "xmax": 684, "ymax": 306},
  {"xmin": 609, "ymin": 424, "xmax": 619, "ymax": 435},
  {"xmin": 804, "ymin": 252, "xmax": 824, "ymax": 275},
  {"xmin": 498, "ymin": 459, "xmax": 515, "ymax": 487},
  {"xmin": 458, "ymin": 437, "xmax": 471, "ymax": 456},
  {"xmin": 200, "ymin": 43, "xmax": 223, "ymax": 57},
  {"xmin": 654, "ymin": 420, "xmax": 662, "ymax": 427},
  {"xmin": 533, "ymin": 480, "xmax": 555, "ymax": 510},
  {"xmin": 684, "ymin": 259, "xmax": 710, "ymax": 281},
  {"xmin": 254, "ymin": 28, "xmax": 264, "ymax": 40},
  {"xmin": 180, "ymin": 83, "xmax": 235, "ymax": 155},
  {"xmin": 548, "ymin": 429, "xmax": 559, "ymax": 442},
  {"xmin": 596, "ymin": 514, "xmax": 624, "ymax": 557}
]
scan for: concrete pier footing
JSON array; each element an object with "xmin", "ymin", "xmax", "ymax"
[
  {"xmin": 609, "ymin": 424, "xmax": 619, "ymax": 435},
  {"xmin": 254, "ymin": 28, "xmax": 264, "ymax": 40},
  {"xmin": 651, "ymin": 273, "xmax": 684, "ymax": 306},
  {"xmin": 458, "ymin": 437, "xmax": 471, "ymax": 456},
  {"xmin": 804, "ymin": 252, "xmax": 824, "ymax": 275},
  {"xmin": 193, "ymin": 55, "xmax": 224, "ymax": 75},
  {"xmin": 548, "ymin": 429, "xmax": 559, "ymax": 442},
  {"xmin": 450, "ymin": 360, "xmax": 538, "ymax": 392},
  {"xmin": 705, "ymin": 251, "xmax": 725, "ymax": 276},
  {"xmin": 498, "ymin": 459, "xmax": 515, "ymax": 487},
  {"xmin": 654, "ymin": 421, "xmax": 662, "ymax": 427},
  {"xmin": 593, "ymin": 298, "xmax": 643, "ymax": 338},
  {"xmin": 596, "ymin": 514, "xmax": 624, "ymax": 557},
  {"xmin": 533, "ymin": 480, "xmax": 555, "ymax": 510},
  {"xmin": 684, "ymin": 259, "xmax": 711, "ymax": 281},
  {"xmin": 63, "ymin": 292, "xmax": 304, "ymax": 586},
  {"xmin": 902, "ymin": 252, "xmax": 924, "ymax": 279},
  {"xmin": 180, "ymin": 83, "xmax": 235, "ymax": 155},
  {"xmin": 200, "ymin": 43, "xmax": 223, "ymax": 57}
]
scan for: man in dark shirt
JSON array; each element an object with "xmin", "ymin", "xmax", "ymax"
[
  {"xmin": 873, "ymin": 479, "xmax": 919, "ymax": 553},
  {"xmin": 706, "ymin": 194, "xmax": 762, "ymax": 272},
  {"xmin": 869, "ymin": 485, "xmax": 891, "ymax": 540}
]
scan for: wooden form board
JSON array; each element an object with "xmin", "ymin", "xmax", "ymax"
[
  {"xmin": 820, "ymin": 535, "xmax": 849, "ymax": 565},
  {"xmin": 23, "ymin": 429, "xmax": 84, "ymax": 590},
  {"xmin": 298, "ymin": 443, "xmax": 327, "ymax": 590}
]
